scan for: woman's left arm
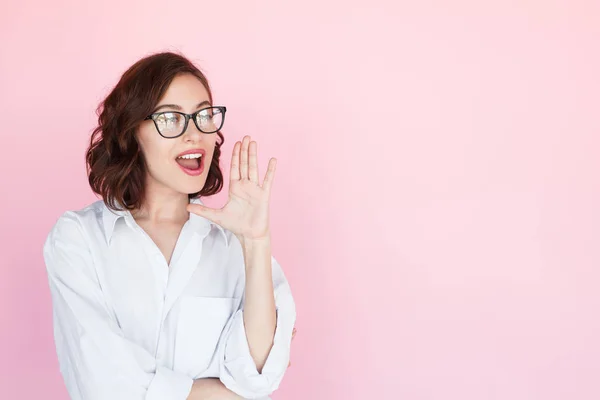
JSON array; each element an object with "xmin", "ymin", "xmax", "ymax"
[
  {"xmin": 187, "ymin": 136, "xmax": 297, "ymax": 399},
  {"xmin": 239, "ymin": 235, "xmax": 277, "ymax": 372},
  {"xmin": 217, "ymin": 241, "xmax": 297, "ymax": 399}
]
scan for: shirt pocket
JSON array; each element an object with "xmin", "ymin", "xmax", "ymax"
[{"xmin": 174, "ymin": 296, "xmax": 239, "ymax": 378}]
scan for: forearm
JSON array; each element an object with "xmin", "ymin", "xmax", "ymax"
[
  {"xmin": 239, "ymin": 235, "xmax": 277, "ymax": 373},
  {"xmin": 187, "ymin": 378, "xmax": 243, "ymax": 400}
]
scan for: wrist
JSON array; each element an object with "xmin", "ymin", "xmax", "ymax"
[
  {"xmin": 238, "ymin": 232, "xmax": 271, "ymax": 247},
  {"xmin": 239, "ymin": 235, "xmax": 272, "ymax": 272}
]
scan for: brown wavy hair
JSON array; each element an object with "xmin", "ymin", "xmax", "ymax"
[{"xmin": 85, "ymin": 51, "xmax": 225, "ymax": 212}]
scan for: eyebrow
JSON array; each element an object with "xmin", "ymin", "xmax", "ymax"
[{"xmin": 152, "ymin": 100, "xmax": 211, "ymax": 113}]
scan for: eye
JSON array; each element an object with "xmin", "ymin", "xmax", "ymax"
[
  {"xmin": 156, "ymin": 112, "xmax": 183, "ymax": 125},
  {"xmin": 197, "ymin": 108, "xmax": 214, "ymax": 121}
]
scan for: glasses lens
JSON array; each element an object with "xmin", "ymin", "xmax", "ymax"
[
  {"xmin": 154, "ymin": 112, "xmax": 185, "ymax": 137},
  {"xmin": 196, "ymin": 107, "xmax": 224, "ymax": 133}
]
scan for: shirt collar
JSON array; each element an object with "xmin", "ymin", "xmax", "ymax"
[{"xmin": 102, "ymin": 197, "xmax": 228, "ymax": 246}]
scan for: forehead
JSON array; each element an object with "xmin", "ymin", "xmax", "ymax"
[{"xmin": 159, "ymin": 73, "xmax": 211, "ymax": 105}]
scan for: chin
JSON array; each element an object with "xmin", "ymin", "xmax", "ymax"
[
  {"xmin": 179, "ymin": 180, "xmax": 207, "ymax": 195},
  {"xmin": 161, "ymin": 164, "xmax": 209, "ymax": 194}
]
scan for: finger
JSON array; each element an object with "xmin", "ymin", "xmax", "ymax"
[
  {"xmin": 240, "ymin": 136, "xmax": 250, "ymax": 180},
  {"xmin": 248, "ymin": 140, "xmax": 259, "ymax": 184},
  {"xmin": 261, "ymin": 157, "xmax": 277, "ymax": 193},
  {"xmin": 187, "ymin": 203, "xmax": 222, "ymax": 225},
  {"xmin": 230, "ymin": 141, "xmax": 241, "ymax": 182}
]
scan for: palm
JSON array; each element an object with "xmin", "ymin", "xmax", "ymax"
[{"xmin": 187, "ymin": 136, "xmax": 276, "ymax": 240}]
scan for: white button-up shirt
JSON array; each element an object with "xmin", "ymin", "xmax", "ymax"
[{"xmin": 42, "ymin": 198, "xmax": 296, "ymax": 400}]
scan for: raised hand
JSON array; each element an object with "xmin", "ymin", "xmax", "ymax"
[{"xmin": 187, "ymin": 135, "xmax": 276, "ymax": 242}]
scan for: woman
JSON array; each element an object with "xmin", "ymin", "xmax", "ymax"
[{"xmin": 43, "ymin": 52, "xmax": 297, "ymax": 400}]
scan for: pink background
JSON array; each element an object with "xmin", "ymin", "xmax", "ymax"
[{"xmin": 1, "ymin": 1, "xmax": 599, "ymax": 399}]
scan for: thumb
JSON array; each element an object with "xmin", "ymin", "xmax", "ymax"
[{"xmin": 187, "ymin": 203, "xmax": 222, "ymax": 224}]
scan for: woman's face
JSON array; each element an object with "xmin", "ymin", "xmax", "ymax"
[{"xmin": 136, "ymin": 73, "xmax": 219, "ymax": 196}]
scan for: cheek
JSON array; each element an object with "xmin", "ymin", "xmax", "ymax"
[
  {"xmin": 202, "ymin": 138, "xmax": 217, "ymax": 161},
  {"xmin": 136, "ymin": 129, "xmax": 172, "ymax": 170}
]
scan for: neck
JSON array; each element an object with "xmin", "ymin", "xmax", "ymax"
[{"xmin": 132, "ymin": 181, "xmax": 190, "ymax": 224}]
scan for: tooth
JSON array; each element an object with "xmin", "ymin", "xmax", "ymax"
[{"xmin": 178, "ymin": 153, "xmax": 202, "ymax": 159}]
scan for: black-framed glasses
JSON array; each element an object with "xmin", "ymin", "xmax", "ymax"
[{"xmin": 144, "ymin": 106, "xmax": 227, "ymax": 138}]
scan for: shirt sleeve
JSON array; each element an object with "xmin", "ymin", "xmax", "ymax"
[
  {"xmin": 43, "ymin": 213, "xmax": 194, "ymax": 400},
  {"xmin": 218, "ymin": 255, "xmax": 297, "ymax": 399}
]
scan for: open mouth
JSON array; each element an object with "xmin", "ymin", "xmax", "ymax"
[
  {"xmin": 175, "ymin": 153, "xmax": 204, "ymax": 175},
  {"xmin": 176, "ymin": 155, "xmax": 201, "ymax": 170}
]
